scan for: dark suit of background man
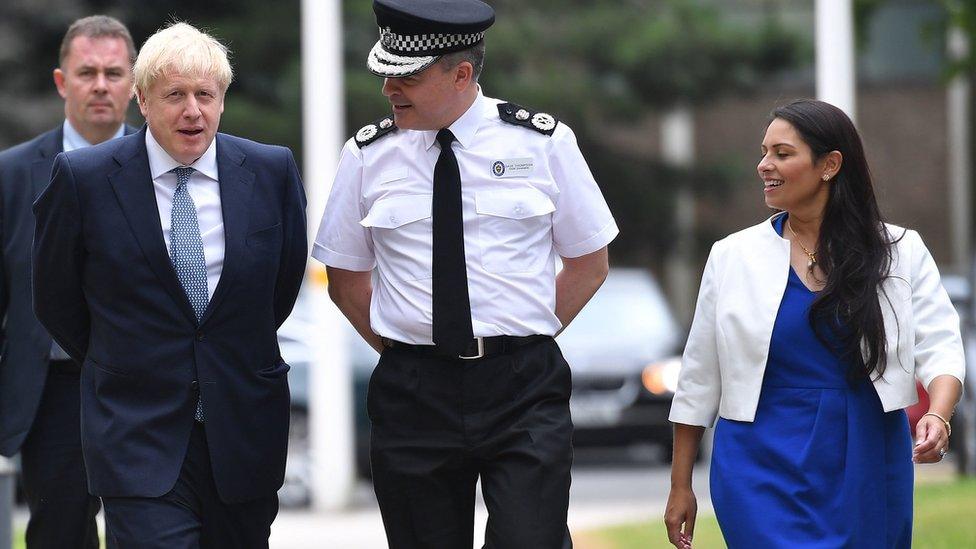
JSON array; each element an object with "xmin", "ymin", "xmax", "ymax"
[
  {"xmin": 32, "ymin": 21, "xmax": 307, "ymax": 548},
  {"xmin": 0, "ymin": 15, "xmax": 136, "ymax": 549}
]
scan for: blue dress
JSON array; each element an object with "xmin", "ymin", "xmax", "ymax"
[{"xmin": 710, "ymin": 214, "xmax": 914, "ymax": 548}]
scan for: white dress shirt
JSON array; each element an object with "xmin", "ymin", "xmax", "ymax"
[
  {"xmin": 145, "ymin": 128, "xmax": 224, "ymax": 300},
  {"xmin": 314, "ymin": 90, "xmax": 619, "ymax": 344},
  {"xmin": 669, "ymin": 213, "xmax": 966, "ymax": 427},
  {"xmin": 63, "ymin": 119, "xmax": 125, "ymax": 152}
]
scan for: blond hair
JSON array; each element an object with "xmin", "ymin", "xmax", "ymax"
[{"xmin": 133, "ymin": 22, "xmax": 233, "ymax": 95}]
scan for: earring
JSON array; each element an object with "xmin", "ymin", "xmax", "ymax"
[{"xmin": 822, "ymin": 174, "xmax": 830, "ymax": 181}]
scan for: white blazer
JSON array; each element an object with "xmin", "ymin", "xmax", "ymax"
[{"xmin": 669, "ymin": 213, "xmax": 966, "ymax": 428}]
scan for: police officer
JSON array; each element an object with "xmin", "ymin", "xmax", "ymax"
[{"xmin": 314, "ymin": 1, "xmax": 617, "ymax": 547}]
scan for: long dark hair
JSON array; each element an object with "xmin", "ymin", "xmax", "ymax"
[{"xmin": 770, "ymin": 99, "xmax": 896, "ymax": 382}]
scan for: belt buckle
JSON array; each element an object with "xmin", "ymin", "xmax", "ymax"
[{"xmin": 458, "ymin": 337, "xmax": 485, "ymax": 360}]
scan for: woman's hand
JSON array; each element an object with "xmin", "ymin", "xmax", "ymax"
[
  {"xmin": 913, "ymin": 414, "xmax": 949, "ymax": 464},
  {"xmin": 668, "ymin": 423, "xmax": 705, "ymax": 547},
  {"xmin": 664, "ymin": 485, "xmax": 697, "ymax": 548}
]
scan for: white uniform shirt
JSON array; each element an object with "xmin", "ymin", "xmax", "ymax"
[
  {"xmin": 313, "ymin": 91, "xmax": 618, "ymax": 344},
  {"xmin": 145, "ymin": 128, "xmax": 224, "ymax": 300}
]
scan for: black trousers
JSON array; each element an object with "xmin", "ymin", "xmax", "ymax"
[
  {"xmin": 19, "ymin": 360, "xmax": 100, "ymax": 549},
  {"xmin": 102, "ymin": 422, "xmax": 278, "ymax": 549},
  {"xmin": 368, "ymin": 337, "xmax": 574, "ymax": 549}
]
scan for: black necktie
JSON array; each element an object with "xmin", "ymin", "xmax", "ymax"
[{"xmin": 432, "ymin": 129, "xmax": 473, "ymax": 354}]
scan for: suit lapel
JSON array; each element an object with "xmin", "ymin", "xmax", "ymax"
[
  {"xmin": 30, "ymin": 127, "xmax": 63, "ymax": 199},
  {"xmin": 200, "ymin": 134, "xmax": 255, "ymax": 324},
  {"xmin": 108, "ymin": 128, "xmax": 198, "ymax": 324}
]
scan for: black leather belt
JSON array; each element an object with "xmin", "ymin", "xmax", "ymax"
[{"xmin": 382, "ymin": 335, "xmax": 551, "ymax": 360}]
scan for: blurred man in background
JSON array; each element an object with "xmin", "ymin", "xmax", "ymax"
[{"xmin": 0, "ymin": 15, "xmax": 136, "ymax": 548}]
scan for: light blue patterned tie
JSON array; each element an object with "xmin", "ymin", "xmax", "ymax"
[{"xmin": 170, "ymin": 167, "xmax": 209, "ymax": 422}]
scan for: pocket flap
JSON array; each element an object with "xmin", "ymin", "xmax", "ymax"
[
  {"xmin": 246, "ymin": 223, "xmax": 282, "ymax": 246},
  {"xmin": 475, "ymin": 188, "xmax": 555, "ymax": 220},
  {"xmin": 246, "ymin": 222, "xmax": 282, "ymax": 238},
  {"xmin": 379, "ymin": 167, "xmax": 409, "ymax": 184},
  {"xmin": 258, "ymin": 359, "xmax": 291, "ymax": 379},
  {"xmin": 360, "ymin": 195, "xmax": 432, "ymax": 229}
]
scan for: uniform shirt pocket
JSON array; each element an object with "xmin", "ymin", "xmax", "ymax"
[
  {"xmin": 360, "ymin": 194, "xmax": 433, "ymax": 281},
  {"xmin": 379, "ymin": 167, "xmax": 409, "ymax": 184},
  {"xmin": 475, "ymin": 188, "xmax": 556, "ymax": 274}
]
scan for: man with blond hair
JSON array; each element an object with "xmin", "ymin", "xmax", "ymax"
[
  {"xmin": 32, "ymin": 22, "xmax": 307, "ymax": 546},
  {"xmin": 0, "ymin": 15, "xmax": 136, "ymax": 548}
]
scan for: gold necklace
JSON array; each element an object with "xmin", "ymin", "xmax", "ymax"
[{"xmin": 787, "ymin": 220, "xmax": 818, "ymax": 271}]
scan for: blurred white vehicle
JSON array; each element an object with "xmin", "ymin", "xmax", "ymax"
[{"xmin": 558, "ymin": 268, "xmax": 684, "ymax": 459}]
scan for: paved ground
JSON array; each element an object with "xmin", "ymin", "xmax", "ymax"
[
  {"xmin": 9, "ymin": 456, "xmax": 957, "ymax": 548},
  {"xmin": 267, "ymin": 460, "xmax": 708, "ymax": 549},
  {"xmin": 273, "ymin": 453, "xmax": 959, "ymax": 548},
  {"xmin": 8, "ymin": 459, "xmax": 701, "ymax": 548}
]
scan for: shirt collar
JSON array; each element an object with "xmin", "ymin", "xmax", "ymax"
[
  {"xmin": 62, "ymin": 119, "xmax": 125, "ymax": 153},
  {"xmin": 145, "ymin": 127, "xmax": 219, "ymax": 182},
  {"xmin": 422, "ymin": 87, "xmax": 490, "ymax": 151}
]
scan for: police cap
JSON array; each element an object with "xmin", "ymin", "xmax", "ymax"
[{"xmin": 367, "ymin": 0, "xmax": 495, "ymax": 78}]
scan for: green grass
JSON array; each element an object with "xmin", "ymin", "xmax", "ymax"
[
  {"xmin": 913, "ymin": 479, "xmax": 976, "ymax": 548},
  {"xmin": 587, "ymin": 518, "xmax": 725, "ymax": 549},
  {"xmin": 580, "ymin": 479, "xmax": 976, "ymax": 548}
]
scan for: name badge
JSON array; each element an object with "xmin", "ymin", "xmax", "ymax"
[{"xmin": 490, "ymin": 158, "xmax": 533, "ymax": 178}]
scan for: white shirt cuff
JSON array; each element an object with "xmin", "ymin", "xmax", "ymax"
[
  {"xmin": 311, "ymin": 243, "xmax": 375, "ymax": 272},
  {"xmin": 554, "ymin": 219, "xmax": 619, "ymax": 258}
]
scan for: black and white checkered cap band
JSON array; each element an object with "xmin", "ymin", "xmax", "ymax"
[{"xmin": 380, "ymin": 27, "xmax": 486, "ymax": 55}]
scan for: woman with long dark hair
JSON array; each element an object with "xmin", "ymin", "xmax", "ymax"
[{"xmin": 664, "ymin": 99, "xmax": 964, "ymax": 548}]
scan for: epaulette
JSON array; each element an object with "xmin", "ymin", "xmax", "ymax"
[
  {"xmin": 354, "ymin": 116, "xmax": 397, "ymax": 148},
  {"xmin": 497, "ymin": 102, "xmax": 559, "ymax": 136}
]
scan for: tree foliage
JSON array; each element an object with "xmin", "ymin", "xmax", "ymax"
[
  {"xmin": 938, "ymin": 0, "xmax": 976, "ymax": 76},
  {"xmin": 0, "ymin": 0, "xmax": 812, "ymax": 265}
]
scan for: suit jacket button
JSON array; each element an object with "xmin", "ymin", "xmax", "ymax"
[
  {"xmin": 191, "ymin": 380, "xmax": 199, "ymax": 390},
  {"xmin": 196, "ymin": 332, "xmax": 205, "ymax": 342}
]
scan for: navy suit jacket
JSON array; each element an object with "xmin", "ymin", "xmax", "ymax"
[
  {"xmin": 0, "ymin": 125, "xmax": 134, "ymax": 457},
  {"xmin": 31, "ymin": 127, "xmax": 307, "ymax": 502}
]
